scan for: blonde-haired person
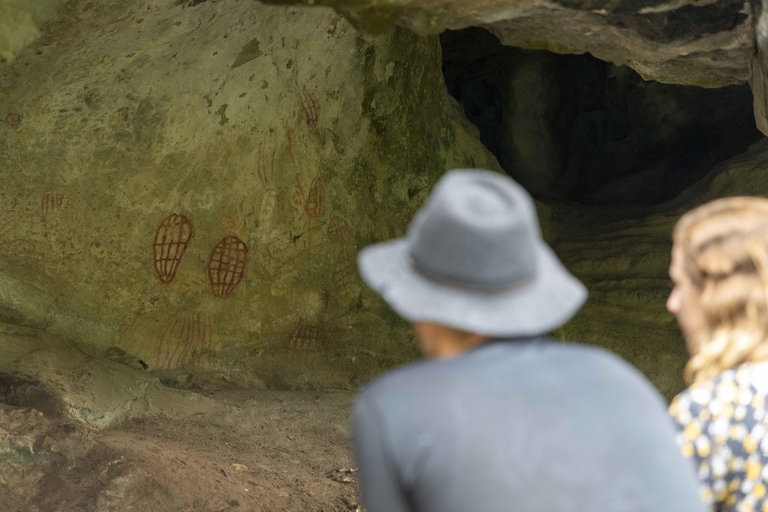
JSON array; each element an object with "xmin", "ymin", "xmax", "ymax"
[{"xmin": 669, "ymin": 196, "xmax": 768, "ymax": 512}]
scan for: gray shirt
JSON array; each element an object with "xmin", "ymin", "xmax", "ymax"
[{"xmin": 353, "ymin": 338, "xmax": 706, "ymax": 512}]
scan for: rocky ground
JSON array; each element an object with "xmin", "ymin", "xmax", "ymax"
[
  {"xmin": 0, "ymin": 326, "xmax": 363, "ymax": 511},
  {"xmin": 0, "ymin": 387, "xmax": 361, "ymax": 512}
]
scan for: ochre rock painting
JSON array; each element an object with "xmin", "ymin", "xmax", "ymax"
[
  {"xmin": 287, "ymin": 322, "xmax": 323, "ymax": 352},
  {"xmin": 288, "ymin": 176, "xmax": 327, "ymax": 255},
  {"xmin": 153, "ymin": 214, "xmax": 194, "ymax": 285},
  {"xmin": 299, "ymin": 87, "xmax": 320, "ymax": 129},
  {"xmin": 327, "ymin": 215, "xmax": 350, "ymax": 243},
  {"xmin": 290, "ymin": 184, "xmax": 305, "ymax": 211},
  {"xmin": 290, "ymin": 178, "xmax": 326, "ymax": 223},
  {"xmin": 305, "ymin": 178, "xmax": 325, "ymax": 219},
  {"xmin": 208, "ymin": 235, "xmax": 248, "ymax": 298},
  {"xmin": 41, "ymin": 192, "xmax": 64, "ymax": 214},
  {"xmin": 152, "ymin": 313, "xmax": 216, "ymax": 370}
]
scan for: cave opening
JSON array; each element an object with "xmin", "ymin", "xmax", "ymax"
[{"xmin": 440, "ymin": 27, "xmax": 763, "ymax": 205}]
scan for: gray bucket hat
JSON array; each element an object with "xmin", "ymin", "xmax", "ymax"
[{"xmin": 357, "ymin": 169, "xmax": 587, "ymax": 337}]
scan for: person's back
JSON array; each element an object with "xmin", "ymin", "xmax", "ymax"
[
  {"xmin": 355, "ymin": 339, "xmax": 705, "ymax": 512},
  {"xmin": 353, "ymin": 169, "xmax": 705, "ymax": 512}
]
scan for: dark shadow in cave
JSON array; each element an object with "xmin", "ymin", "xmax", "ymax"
[
  {"xmin": 441, "ymin": 28, "xmax": 762, "ymax": 205},
  {"xmin": 0, "ymin": 373, "xmax": 63, "ymax": 420}
]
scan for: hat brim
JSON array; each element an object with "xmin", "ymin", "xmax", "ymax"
[{"xmin": 357, "ymin": 238, "xmax": 587, "ymax": 337}]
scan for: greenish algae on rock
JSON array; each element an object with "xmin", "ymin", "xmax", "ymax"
[{"xmin": 0, "ymin": 0, "xmax": 499, "ymax": 390}]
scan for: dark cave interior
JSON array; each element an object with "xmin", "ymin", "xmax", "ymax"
[{"xmin": 440, "ymin": 27, "xmax": 762, "ymax": 205}]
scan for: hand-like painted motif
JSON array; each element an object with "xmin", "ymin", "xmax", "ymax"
[
  {"xmin": 153, "ymin": 214, "xmax": 194, "ymax": 284},
  {"xmin": 208, "ymin": 235, "xmax": 248, "ymax": 298}
]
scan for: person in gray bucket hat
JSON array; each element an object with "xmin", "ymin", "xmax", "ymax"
[{"xmin": 353, "ymin": 169, "xmax": 705, "ymax": 512}]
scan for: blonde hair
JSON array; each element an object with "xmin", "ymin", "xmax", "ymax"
[{"xmin": 674, "ymin": 197, "xmax": 768, "ymax": 383}]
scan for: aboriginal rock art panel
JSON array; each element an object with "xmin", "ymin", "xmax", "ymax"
[
  {"xmin": 40, "ymin": 193, "xmax": 64, "ymax": 214},
  {"xmin": 332, "ymin": 248, "xmax": 360, "ymax": 303},
  {"xmin": 153, "ymin": 213, "xmax": 194, "ymax": 284},
  {"xmin": 152, "ymin": 313, "xmax": 215, "ymax": 370},
  {"xmin": 327, "ymin": 214, "xmax": 350, "ymax": 243},
  {"xmin": 208, "ymin": 235, "xmax": 248, "ymax": 298},
  {"xmin": 300, "ymin": 88, "xmax": 321, "ymax": 129},
  {"xmin": 287, "ymin": 322, "xmax": 323, "ymax": 352}
]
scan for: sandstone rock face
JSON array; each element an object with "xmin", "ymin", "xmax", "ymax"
[
  {"xmin": 3, "ymin": 0, "xmax": 766, "ymax": 405},
  {"xmin": 265, "ymin": 0, "xmax": 758, "ymax": 88},
  {"xmin": 0, "ymin": 0, "xmax": 498, "ymax": 389},
  {"xmin": 550, "ymin": 139, "xmax": 768, "ymax": 400},
  {"xmin": 0, "ymin": 0, "xmax": 67, "ymax": 65}
]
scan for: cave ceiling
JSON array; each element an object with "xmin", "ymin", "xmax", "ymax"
[
  {"xmin": 262, "ymin": 0, "xmax": 759, "ymax": 88},
  {"xmin": 1, "ymin": 0, "xmax": 761, "ymax": 89}
]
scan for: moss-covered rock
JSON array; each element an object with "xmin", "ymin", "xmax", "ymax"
[{"xmin": 0, "ymin": 0, "xmax": 499, "ymax": 389}]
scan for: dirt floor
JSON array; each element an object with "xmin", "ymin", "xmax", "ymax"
[{"xmin": 0, "ymin": 386, "xmax": 363, "ymax": 512}]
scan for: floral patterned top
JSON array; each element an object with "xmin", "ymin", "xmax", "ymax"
[{"xmin": 670, "ymin": 362, "xmax": 768, "ymax": 512}]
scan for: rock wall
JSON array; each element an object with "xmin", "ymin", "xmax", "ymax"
[
  {"xmin": 3, "ymin": 0, "xmax": 768, "ymax": 403},
  {"xmin": 0, "ymin": 0, "xmax": 68, "ymax": 65},
  {"xmin": 550, "ymin": 139, "xmax": 768, "ymax": 400},
  {"xmin": 263, "ymin": 0, "xmax": 758, "ymax": 88},
  {"xmin": 0, "ymin": 0, "xmax": 499, "ymax": 389}
]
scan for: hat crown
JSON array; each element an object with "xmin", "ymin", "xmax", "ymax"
[{"xmin": 408, "ymin": 170, "xmax": 540, "ymax": 288}]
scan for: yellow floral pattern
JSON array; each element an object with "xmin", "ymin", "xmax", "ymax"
[{"xmin": 670, "ymin": 362, "xmax": 768, "ymax": 512}]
